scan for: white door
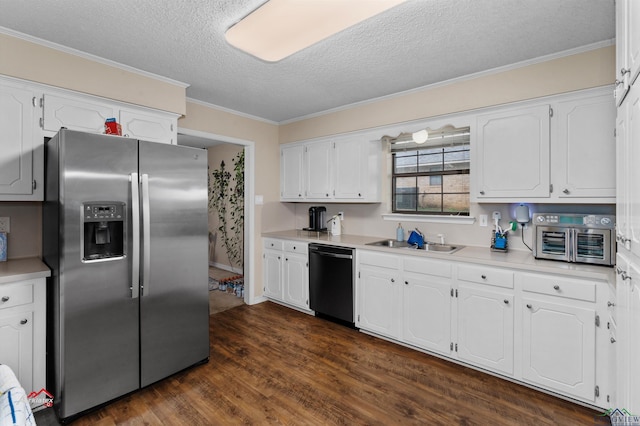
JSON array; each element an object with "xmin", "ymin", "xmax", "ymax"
[
  {"xmin": 43, "ymin": 93, "xmax": 115, "ymax": 133},
  {"xmin": 358, "ymin": 266, "xmax": 401, "ymax": 339},
  {"xmin": 120, "ymin": 109, "xmax": 176, "ymax": 144},
  {"xmin": 0, "ymin": 84, "xmax": 36, "ymax": 196},
  {"xmin": 283, "ymin": 253, "xmax": 309, "ymax": 310},
  {"xmin": 402, "ymin": 272, "xmax": 451, "ymax": 355},
  {"xmin": 522, "ymin": 297, "xmax": 596, "ymax": 402},
  {"xmin": 456, "ymin": 284, "xmax": 514, "ymax": 375},
  {"xmin": 333, "ymin": 138, "xmax": 363, "ymax": 199},
  {"xmin": 263, "ymin": 250, "xmax": 283, "ymax": 299},
  {"xmin": 553, "ymin": 94, "xmax": 616, "ymax": 199},
  {"xmin": 475, "ymin": 105, "xmax": 550, "ymax": 199},
  {"xmin": 305, "ymin": 141, "xmax": 332, "ymax": 200},
  {"xmin": 280, "ymin": 145, "xmax": 304, "ymax": 200}
]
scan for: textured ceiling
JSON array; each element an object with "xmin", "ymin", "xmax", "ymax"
[{"xmin": 0, "ymin": 0, "xmax": 614, "ymax": 123}]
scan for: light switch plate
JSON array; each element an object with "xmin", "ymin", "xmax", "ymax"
[
  {"xmin": 0, "ymin": 217, "xmax": 9, "ymax": 233},
  {"xmin": 479, "ymin": 215, "xmax": 488, "ymax": 227}
]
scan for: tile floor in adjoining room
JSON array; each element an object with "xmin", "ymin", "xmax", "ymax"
[{"xmin": 209, "ymin": 266, "xmax": 244, "ymax": 315}]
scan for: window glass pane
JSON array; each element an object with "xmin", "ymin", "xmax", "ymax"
[
  {"xmin": 417, "ymin": 194, "xmax": 442, "ymax": 213},
  {"xmin": 394, "ymin": 154, "xmax": 417, "ymax": 174},
  {"xmin": 394, "ymin": 177, "xmax": 417, "ymax": 211},
  {"xmin": 417, "ymin": 175, "xmax": 441, "ymax": 193},
  {"xmin": 443, "ymin": 147, "xmax": 470, "ymax": 171},
  {"xmin": 442, "ymin": 174, "xmax": 470, "ymax": 193},
  {"xmin": 443, "ymin": 194, "xmax": 469, "ymax": 214},
  {"xmin": 418, "ymin": 153, "xmax": 443, "ymax": 172}
]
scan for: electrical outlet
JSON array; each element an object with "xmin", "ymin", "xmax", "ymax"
[
  {"xmin": 492, "ymin": 211, "xmax": 501, "ymax": 221},
  {"xmin": 479, "ymin": 214, "xmax": 488, "ymax": 227},
  {"xmin": 0, "ymin": 217, "xmax": 9, "ymax": 233}
]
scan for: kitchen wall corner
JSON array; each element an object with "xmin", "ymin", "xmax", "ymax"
[{"xmin": 0, "ymin": 202, "xmax": 42, "ymax": 259}]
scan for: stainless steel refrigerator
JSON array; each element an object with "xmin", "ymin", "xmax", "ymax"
[{"xmin": 43, "ymin": 129, "xmax": 210, "ymax": 421}]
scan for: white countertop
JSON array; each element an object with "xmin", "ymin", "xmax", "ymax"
[
  {"xmin": 262, "ymin": 230, "xmax": 615, "ymax": 282},
  {"xmin": 0, "ymin": 258, "xmax": 51, "ymax": 284}
]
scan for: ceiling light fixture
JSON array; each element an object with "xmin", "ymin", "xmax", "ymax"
[{"xmin": 225, "ymin": 0, "xmax": 406, "ymax": 62}]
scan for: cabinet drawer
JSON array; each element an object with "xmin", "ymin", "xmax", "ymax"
[
  {"xmin": 0, "ymin": 282, "xmax": 34, "ymax": 310},
  {"xmin": 263, "ymin": 238, "xmax": 284, "ymax": 251},
  {"xmin": 403, "ymin": 257, "xmax": 452, "ymax": 278},
  {"xmin": 457, "ymin": 265, "xmax": 514, "ymax": 288},
  {"xmin": 359, "ymin": 251, "xmax": 400, "ymax": 269},
  {"xmin": 521, "ymin": 273, "xmax": 596, "ymax": 302},
  {"xmin": 284, "ymin": 241, "xmax": 308, "ymax": 254}
]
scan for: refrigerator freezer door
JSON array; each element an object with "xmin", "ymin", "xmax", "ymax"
[
  {"xmin": 50, "ymin": 130, "xmax": 140, "ymax": 419},
  {"xmin": 138, "ymin": 141, "xmax": 210, "ymax": 387}
]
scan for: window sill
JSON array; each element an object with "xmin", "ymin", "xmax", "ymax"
[{"xmin": 382, "ymin": 213, "xmax": 476, "ymax": 225}]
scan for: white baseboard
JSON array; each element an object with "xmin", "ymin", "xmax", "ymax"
[{"xmin": 209, "ymin": 261, "xmax": 243, "ymax": 275}]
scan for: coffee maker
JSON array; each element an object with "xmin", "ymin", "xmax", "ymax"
[{"xmin": 304, "ymin": 206, "xmax": 327, "ymax": 231}]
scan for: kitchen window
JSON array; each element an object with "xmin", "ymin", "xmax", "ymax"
[{"xmin": 390, "ymin": 126, "xmax": 470, "ymax": 215}]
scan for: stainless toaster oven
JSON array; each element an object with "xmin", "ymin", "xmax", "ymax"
[{"xmin": 533, "ymin": 213, "xmax": 615, "ymax": 266}]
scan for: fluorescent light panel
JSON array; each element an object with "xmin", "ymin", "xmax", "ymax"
[{"xmin": 225, "ymin": 0, "xmax": 406, "ymax": 62}]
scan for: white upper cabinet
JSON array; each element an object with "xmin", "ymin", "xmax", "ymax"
[
  {"xmin": 280, "ymin": 135, "xmax": 381, "ymax": 203},
  {"xmin": 0, "ymin": 80, "xmax": 42, "ymax": 201},
  {"xmin": 473, "ymin": 87, "xmax": 615, "ymax": 203},
  {"xmin": 475, "ymin": 104, "xmax": 550, "ymax": 199},
  {"xmin": 280, "ymin": 144, "xmax": 305, "ymax": 200},
  {"xmin": 119, "ymin": 109, "xmax": 176, "ymax": 144},
  {"xmin": 551, "ymin": 92, "xmax": 616, "ymax": 199},
  {"xmin": 43, "ymin": 93, "xmax": 116, "ymax": 134}
]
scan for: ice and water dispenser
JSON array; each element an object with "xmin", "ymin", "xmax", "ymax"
[{"xmin": 82, "ymin": 202, "xmax": 125, "ymax": 261}]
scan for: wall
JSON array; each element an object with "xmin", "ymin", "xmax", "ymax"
[
  {"xmin": 279, "ymin": 45, "xmax": 616, "ymax": 251},
  {"xmin": 207, "ymin": 144, "xmax": 245, "ymax": 272},
  {"xmin": 0, "ymin": 32, "xmax": 186, "ymax": 115},
  {"xmin": 0, "ymin": 203, "xmax": 41, "ymax": 259}
]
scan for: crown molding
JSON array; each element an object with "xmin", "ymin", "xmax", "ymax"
[{"xmin": 186, "ymin": 97, "xmax": 279, "ymax": 125}]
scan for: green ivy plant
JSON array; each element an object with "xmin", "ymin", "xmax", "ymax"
[{"xmin": 209, "ymin": 150, "xmax": 244, "ymax": 269}]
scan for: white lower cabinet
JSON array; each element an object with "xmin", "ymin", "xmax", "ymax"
[
  {"xmin": 262, "ymin": 238, "xmax": 311, "ymax": 312},
  {"xmin": 0, "ymin": 278, "xmax": 46, "ymax": 407},
  {"xmin": 356, "ymin": 250, "xmax": 611, "ymax": 409}
]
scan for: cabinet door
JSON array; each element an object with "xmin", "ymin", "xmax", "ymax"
[
  {"xmin": 0, "ymin": 311, "xmax": 33, "ymax": 393},
  {"xmin": 456, "ymin": 284, "xmax": 514, "ymax": 375},
  {"xmin": 120, "ymin": 109, "xmax": 176, "ymax": 144},
  {"xmin": 43, "ymin": 93, "xmax": 115, "ymax": 133},
  {"xmin": 475, "ymin": 105, "xmax": 550, "ymax": 199},
  {"xmin": 626, "ymin": 261, "xmax": 640, "ymax": 415},
  {"xmin": 283, "ymin": 253, "xmax": 309, "ymax": 310},
  {"xmin": 280, "ymin": 145, "xmax": 304, "ymax": 200},
  {"xmin": 305, "ymin": 141, "xmax": 332, "ymax": 199},
  {"xmin": 628, "ymin": 87, "xmax": 640, "ymax": 261},
  {"xmin": 358, "ymin": 265, "xmax": 401, "ymax": 339},
  {"xmin": 0, "ymin": 84, "xmax": 36, "ymax": 196},
  {"xmin": 616, "ymin": 0, "xmax": 631, "ymax": 105},
  {"xmin": 263, "ymin": 250, "xmax": 283, "ymax": 299},
  {"xmin": 617, "ymin": 99, "xmax": 631, "ymax": 249},
  {"xmin": 628, "ymin": 0, "xmax": 640, "ymax": 86},
  {"xmin": 553, "ymin": 94, "xmax": 616, "ymax": 199},
  {"xmin": 333, "ymin": 138, "xmax": 363, "ymax": 199},
  {"xmin": 402, "ymin": 272, "xmax": 451, "ymax": 355},
  {"xmin": 522, "ymin": 297, "xmax": 595, "ymax": 402}
]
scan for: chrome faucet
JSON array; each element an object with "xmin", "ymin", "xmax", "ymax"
[{"xmin": 437, "ymin": 234, "xmax": 445, "ymax": 245}]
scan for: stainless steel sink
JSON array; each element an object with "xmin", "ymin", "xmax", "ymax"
[
  {"xmin": 365, "ymin": 239, "xmax": 411, "ymax": 248},
  {"xmin": 365, "ymin": 239, "xmax": 463, "ymax": 253}
]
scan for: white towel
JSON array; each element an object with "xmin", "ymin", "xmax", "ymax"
[{"xmin": 0, "ymin": 365, "xmax": 35, "ymax": 426}]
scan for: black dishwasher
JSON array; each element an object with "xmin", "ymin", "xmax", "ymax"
[{"xmin": 308, "ymin": 244, "xmax": 355, "ymax": 326}]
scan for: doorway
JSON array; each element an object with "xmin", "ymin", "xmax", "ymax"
[{"xmin": 176, "ymin": 128, "xmax": 255, "ymax": 311}]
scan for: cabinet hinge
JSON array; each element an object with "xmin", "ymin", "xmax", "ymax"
[
  {"xmin": 306, "ymin": 299, "xmax": 309, "ymax": 306},
  {"xmin": 455, "ymin": 289, "xmax": 458, "ymax": 298},
  {"xmin": 450, "ymin": 342, "xmax": 453, "ymax": 351},
  {"xmin": 357, "ymin": 314, "xmax": 360, "ymax": 322},
  {"xmin": 607, "ymin": 394, "xmax": 610, "ymax": 403},
  {"xmin": 614, "ymin": 128, "xmax": 617, "ymax": 137},
  {"xmin": 39, "ymin": 97, "xmax": 44, "ymax": 108},
  {"xmin": 595, "ymin": 315, "xmax": 600, "ymax": 327},
  {"xmin": 549, "ymin": 184, "xmax": 553, "ymax": 193},
  {"xmin": 32, "ymin": 96, "xmax": 37, "ymax": 107},
  {"xmin": 306, "ymin": 262, "xmax": 308, "ymax": 267},
  {"xmin": 450, "ymin": 288, "xmax": 454, "ymax": 297},
  {"xmin": 32, "ymin": 180, "xmax": 36, "ymax": 190},
  {"xmin": 39, "ymin": 117, "xmax": 44, "ymax": 128},
  {"xmin": 455, "ymin": 343, "xmax": 458, "ymax": 352},
  {"xmin": 170, "ymin": 123, "xmax": 174, "ymax": 131},
  {"xmin": 595, "ymin": 385, "xmax": 600, "ymax": 398},
  {"xmin": 358, "ymin": 271, "xmax": 360, "ymax": 279},
  {"xmin": 549, "ymin": 107, "xmax": 554, "ymax": 117}
]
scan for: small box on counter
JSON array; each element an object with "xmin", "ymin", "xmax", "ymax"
[
  {"xmin": 104, "ymin": 118, "xmax": 122, "ymax": 136},
  {"xmin": 0, "ymin": 232, "xmax": 6, "ymax": 262}
]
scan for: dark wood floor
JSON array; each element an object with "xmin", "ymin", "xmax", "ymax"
[{"xmin": 39, "ymin": 301, "xmax": 610, "ymax": 425}]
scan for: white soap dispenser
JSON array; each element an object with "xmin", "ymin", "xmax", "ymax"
[{"xmin": 396, "ymin": 223, "xmax": 404, "ymax": 242}]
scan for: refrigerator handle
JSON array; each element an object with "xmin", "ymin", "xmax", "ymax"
[
  {"xmin": 130, "ymin": 173, "xmax": 140, "ymax": 299},
  {"xmin": 141, "ymin": 173, "xmax": 151, "ymax": 296}
]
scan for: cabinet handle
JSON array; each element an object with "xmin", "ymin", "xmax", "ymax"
[
  {"xmin": 326, "ymin": 193, "xmax": 329, "ymax": 197},
  {"xmin": 526, "ymin": 304, "xmax": 532, "ymax": 309},
  {"xmin": 608, "ymin": 301, "xmax": 616, "ymax": 307},
  {"xmin": 285, "ymin": 258, "xmax": 288, "ymax": 261},
  {"xmin": 562, "ymin": 189, "xmax": 570, "ymax": 194},
  {"xmin": 20, "ymin": 319, "xmax": 28, "ymax": 325},
  {"xmin": 611, "ymin": 337, "xmax": 616, "ymax": 343},
  {"xmin": 1, "ymin": 296, "xmax": 9, "ymax": 302},
  {"xmin": 404, "ymin": 281, "xmax": 409, "ymax": 285},
  {"xmin": 481, "ymin": 275, "xmax": 487, "ymax": 280},
  {"xmin": 553, "ymin": 285, "xmax": 560, "ymax": 290},
  {"xmin": 479, "ymin": 190, "xmax": 485, "ymax": 195},
  {"xmin": 622, "ymin": 68, "xmax": 631, "ymax": 76},
  {"xmin": 391, "ymin": 278, "xmax": 395, "ymax": 283},
  {"xmin": 358, "ymin": 193, "xmax": 362, "ymax": 197},
  {"xmin": 616, "ymin": 79, "xmax": 625, "ymax": 87},
  {"xmin": 503, "ymin": 299, "xmax": 509, "ymax": 305}
]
